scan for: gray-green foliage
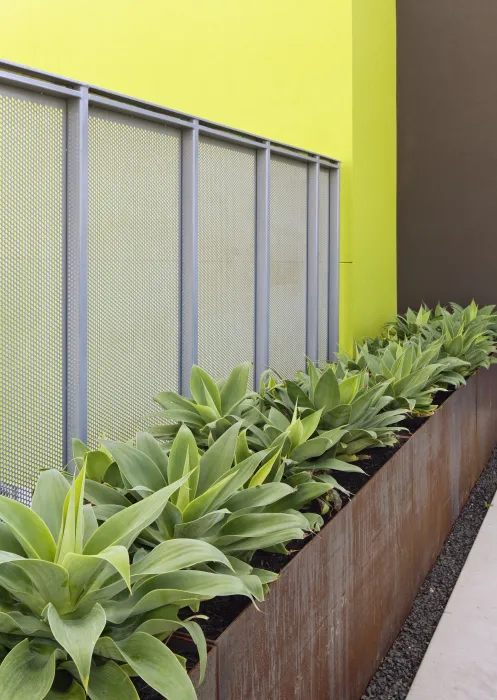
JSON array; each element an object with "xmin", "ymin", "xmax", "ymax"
[
  {"xmin": 151, "ymin": 363, "xmax": 256, "ymax": 447},
  {"xmin": 341, "ymin": 337, "xmax": 468, "ymax": 415},
  {"xmin": 254, "ymin": 360, "xmax": 408, "ymax": 476},
  {"xmin": 76, "ymin": 422, "xmax": 315, "ymax": 568},
  {"xmin": 389, "ymin": 301, "xmax": 497, "ymax": 375},
  {"xmin": 0, "ymin": 462, "xmax": 258, "ymax": 699}
]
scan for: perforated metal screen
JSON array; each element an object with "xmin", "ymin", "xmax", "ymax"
[
  {"xmin": 198, "ymin": 137, "xmax": 256, "ymax": 380},
  {"xmin": 87, "ymin": 110, "xmax": 181, "ymax": 446},
  {"xmin": 318, "ymin": 168, "xmax": 330, "ymax": 363},
  {"xmin": 0, "ymin": 87, "xmax": 65, "ymax": 502},
  {"xmin": 0, "ymin": 64, "xmax": 340, "ymax": 502},
  {"xmin": 269, "ymin": 155, "xmax": 308, "ymax": 378}
]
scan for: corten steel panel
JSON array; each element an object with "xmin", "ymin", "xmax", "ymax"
[
  {"xmin": 195, "ymin": 368, "xmax": 497, "ymax": 700},
  {"xmin": 397, "ymin": 0, "xmax": 497, "ymax": 311},
  {"xmin": 190, "ymin": 647, "xmax": 218, "ymax": 698},
  {"xmin": 197, "ymin": 137, "xmax": 256, "ymax": 380},
  {"xmin": 0, "ymin": 86, "xmax": 64, "ymax": 502},
  {"xmin": 87, "ymin": 109, "xmax": 181, "ymax": 446},
  {"xmin": 476, "ymin": 365, "xmax": 497, "ymax": 472}
]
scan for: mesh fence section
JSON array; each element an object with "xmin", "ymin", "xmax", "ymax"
[
  {"xmin": 87, "ymin": 110, "xmax": 181, "ymax": 446},
  {"xmin": 0, "ymin": 88, "xmax": 65, "ymax": 503},
  {"xmin": 318, "ymin": 167, "xmax": 330, "ymax": 363},
  {"xmin": 269, "ymin": 155, "xmax": 308, "ymax": 378},
  {"xmin": 197, "ymin": 137, "xmax": 256, "ymax": 381}
]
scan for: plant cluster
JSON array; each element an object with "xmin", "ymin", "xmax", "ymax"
[{"xmin": 0, "ymin": 302, "xmax": 495, "ymax": 698}]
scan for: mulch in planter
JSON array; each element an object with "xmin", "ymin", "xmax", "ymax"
[
  {"xmin": 361, "ymin": 446, "xmax": 497, "ymax": 700},
  {"xmin": 134, "ymin": 388, "xmax": 458, "ymax": 698}
]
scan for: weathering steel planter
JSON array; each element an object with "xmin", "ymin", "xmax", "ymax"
[{"xmin": 188, "ymin": 365, "xmax": 497, "ymax": 700}]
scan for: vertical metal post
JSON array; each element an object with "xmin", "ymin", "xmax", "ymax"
[
  {"xmin": 255, "ymin": 143, "xmax": 270, "ymax": 388},
  {"xmin": 180, "ymin": 121, "xmax": 199, "ymax": 395},
  {"xmin": 66, "ymin": 87, "xmax": 89, "ymax": 461},
  {"xmin": 328, "ymin": 166, "xmax": 340, "ymax": 359},
  {"xmin": 306, "ymin": 160, "xmax": 320, "ymax": 363}
]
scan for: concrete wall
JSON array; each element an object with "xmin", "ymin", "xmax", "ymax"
[{"xmin": 397, "ymin": 0, "xmax": 497, "ymax": 312}]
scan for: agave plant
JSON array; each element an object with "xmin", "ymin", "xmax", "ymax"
[
  {"xmin": 0, "ymin": 460, "xmax": 260, "ymax": 699},
  {"xmin": 390, "ymin": 302, "xmax": 497, "ymax": 376},
  {"xmin": 343, "ymin": 337, "xmax": 468, "ymax": 415},
  {"xmin": 254, "ymin": 360, "xmax": 408, "ymax": 472},
  {"xmin": 435, "ymin": 303, "xmax": 497, "ymax": 375},
  {"xmin": 150, "ymin": 363, "xmax": 258, "ymax": 447},
  {"xmin": 75, "ymin": 423, "xmax": 316, "ymax": 568}
]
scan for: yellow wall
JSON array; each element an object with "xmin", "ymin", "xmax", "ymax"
[
  {"xmin": 351, "ymin": 0, "xmax": 397, "ymax": 343},
  {"xmin": 0, "ymin": 0, "xmax": 396, "ymax": 351}
]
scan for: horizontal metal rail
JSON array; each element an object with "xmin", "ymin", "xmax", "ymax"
[{"xmin": 0, "ymin": 59, "xmax": 340, "ymax": 167}]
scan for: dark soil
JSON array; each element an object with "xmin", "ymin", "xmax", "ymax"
[
  {"xmin": 361, "ymin": 447, "xmax": 497, "ymax": 700},
  {"xmin": 134, "ymin": 388, "xmax": 459, "ymax": 698}
]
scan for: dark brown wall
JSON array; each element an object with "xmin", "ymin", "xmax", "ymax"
[{"xmin": 397, "ymin": 0, "xmax": 497, "ymax": 311}]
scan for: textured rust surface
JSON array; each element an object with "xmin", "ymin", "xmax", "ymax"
[
  {"xmin": 190, "ymin": 647, "xmax": 217, "ymax": 698},
  {"xmin": 194, "ymin": 367, "xmax": 497, "ymax": 699}
]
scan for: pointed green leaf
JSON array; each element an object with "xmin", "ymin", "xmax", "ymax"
[
  {"xmin": 248, "ymin": 450, "xmax": 280, "ymax": 487},
  {"xmin": 167, "ymin": 425, "xmax": 199, "ymax": 506},
  {"xmin": 87, "ymin": 660, "xmax": 139, "ymax": 699},
  {"xmin": 0, "ymin": 639, "xmax": 62, "ymax": 700},
  {"xmin": 235, "ymin": 429, "xmax": 251, "ymax": 463},
  {"xmin": 0, "ymin": 496, "xmax": 56, "ymax": 561},
  {"xmin": 131, "ymin": 539, "xmax": 230, "ymax": 577},
  {"xmin": 266, "ymin": 482, "xmax": 333, "ymax": 511},
  {"xmin": 300, "ymin": 409, "xmax": 323, "ymax": 442},
  {"xmin": 173, "ymin": 510, "xmax": 229, "ymax": 539},
  {"xmin": 290, "ymin": 437, "xmax": 332, "ymax": 463},
  {"xmin": 116, "ymin": 632, "xmax": 196, "ymax": 700},
  {"xmin": 220, "ymin": 362, "xmax": 251, "ymax": 414},
  {"xmin": 64, "ymin": 545, "xmax": 131, "ymax": 599},
  {"xmin": 313, "ymin": 367, "xmax": 340, "ymax": 412},
  {"xmin": 0, "ymin": 523, "xmax": 26, "ymax": 556},
  {"xmin": 224, "ymin": 483, "xmax": 294, "ymax": 510},
  {"xmin": 268, "ymin": 407, "xmax": 291, "ymax": 432},
  {"xmin": 101, "ymin": 441, "xmax": 166, "ymax": 492},
  {"xmin": 338, "ymin": 374, "xmax": 361, "ymax": 404},
  {"xmin": 190, "ymin": 366, "xmax": 222, "ymax": 414},
  {"xmin": 135, "ymin": 432, "xmax": 169, "ymax": 479},
  {"xmin": 0, "ymin": 558, "xmax": 71, "ymax": 616},
  {"xmin": 84, "ymin": 480, "xmax": 132, "ymax": 508},
  {"xmin": 84, "ymin": 477, "xmax": 188, "ymax": 555},
  {"xmin": 32, "ymin": 469, "xmax": 70, "ymax": 541},
  {"xmin": 196, "ymin": 423, "xmax": 239, "ymax": 496},
  {"xmin": 47, "ymin": 603, "xmax": 106, "ymax": 690},
  {"xmin": 182, "ymin": 452, "xmax": 264, "ymax": 523},
  {"xmin": 44, "ymin": 681, "xmax": 86, "ymax": 699},
  {"xmin": 55, "ymin": 464, "xmax": 86, "ymax": 564}
]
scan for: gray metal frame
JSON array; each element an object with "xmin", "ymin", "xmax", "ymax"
[{"xmin": 0, "ymin": 60, "xmax": 340, "ymax": 465}]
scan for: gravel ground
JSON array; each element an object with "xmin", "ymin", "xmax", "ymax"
[{"xmin": 362, "ymin": 447, "xmax": 497, "ymax": 700}]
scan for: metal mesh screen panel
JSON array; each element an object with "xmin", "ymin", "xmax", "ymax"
[
  {"xmin": 269, "ymin": 155, "xmax": 308, "ymax": 377},
  {"xmin": 318, "ymin": 168, "xmax": 330, "ymax": 363},
  {"xmin": 197, "ymin": 137, "xmax": 256, "ymax": 380},
  {"xmin": 88, "ymin": 110, "xmax": 180, "ymax": 446},
  {"xmin": 0, "ymin": 88, "xmax": 64, "ymax": 502}
]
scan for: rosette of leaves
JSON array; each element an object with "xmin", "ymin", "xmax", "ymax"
[
  {"xmin": 150, "ymin": 363, "xmax": 258, "ymax": 447},
  {"xmin": 435, "ymin": 303, "xmax": 497, "ymax": 375},
  {"xmin": 0, "ymin": 461, "xmax": 260, "ymax": 699},
  {"xmin": 257, "ymin": 360, "xmax": 408, "ymax": 472},
  {"xmin": 74, "ymin": 422, "xmax": 313, "ymax": 569},
  {"xmin": 342, "ymin": 337, "xmax": 468, "ymax": 415},
  {"xmin": 389, "ymin": 303, "xmax": 497, "ymax": 375}
]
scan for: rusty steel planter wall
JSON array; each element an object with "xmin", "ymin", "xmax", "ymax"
[{"xmin": 188, "ymin": 365, "xmax": 497, "ymax": 700}]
